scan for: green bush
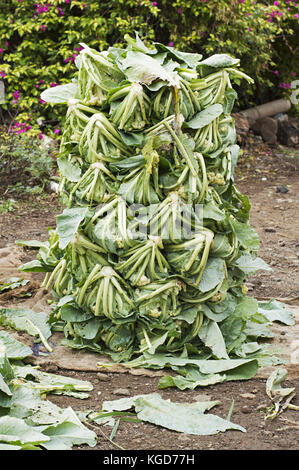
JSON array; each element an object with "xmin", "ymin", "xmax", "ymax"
[
  {"xmin": 0, "ymin": 131, "xmax": 56, "ymax": 194},
  {"xmin": 0, "ymin": 0, "xmax": 298, "ymax": 137}
]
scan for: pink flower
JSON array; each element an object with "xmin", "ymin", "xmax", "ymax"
[
  {"xmin": 169, "ymin": 42, "xmax": 174, "ymax": 47},
  {"xmin": 177, "ymin": 8, "xmax": 182, "ymax": 14},
  {"xmin": 5, "ymin": 41, "xmax": 9, "ymax": 47},
  {"xmin": 57, "ymin": 7, "xmax": 65, "ymax": 16},
  {"xmin": 291, "ymin": 71, "xmax": 296, "ymax": 77},
  {"xmin": 39, "ymin": 98, "xmax": 46, "ymax": 104},
  {"xmin": 36, "ymin": 84, "xmax": 40, "ymax": 88},
  {"xmin": 50, "ymin": 82, "xmax": 57, "ymax": 87},
  {"xmin": 274, "ymin": 70, "xmax": 279, "ymax": 75},
  {"xmin": 15, "ymin": 124, "xmax": 32, "ymax": 133},
  {"xmin": 40, "ymin": 25, "xmax": 46, "ymax": 30},
  {"xmin": 38, "ymin": 133, "xmax": 44, "ymax": 140},
  {"xmin": 0, "ymin": 71, "xmax": 7, "ymax": 78},
  {"xmin": 65, "ymin": 0, "xmax": 70, "ymax": 3},
  {"xmin": 0, "ymin": 48, "xmax": 3, "ymax": 54},
  {"xmin": 54, "ymin": 128, "xmax": 60, "ymax": 134},
  {"xmin": 13, "ymin": 90, "xmax": 20, "ymax": 99},
  {"xmin": 248, "ymin": 27, "xmax": 252, "ymax": 31},
  {"xmin": 40, "ymin": 79, "xmax": 45, "ymax": 84},
  {"xmin": 295, "ymin": 14, "xmax": 299, "ymax": 18},
  {"xmin": 152, "ymin": 2, "xmax": 157, "ymax": 5},
  {"xmin": 273, "ymin": 1, "xmax": 279, "ymax": 5}
]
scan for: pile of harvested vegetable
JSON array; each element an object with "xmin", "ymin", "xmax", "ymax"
[{"xmin": 19, "ymin": 33, "xmax": 294, "ymax": 382}]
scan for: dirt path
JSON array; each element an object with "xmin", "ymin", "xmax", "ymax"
[
  {"xmin": 0, "ymin": 139, "xmax": 298, "ymax": 451},
  {"xmin": 238, "ymin": 175, "xmax": 299, "ymax": 301}
]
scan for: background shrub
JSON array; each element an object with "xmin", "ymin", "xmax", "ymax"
[
  {"xmin": 0, "ymin": 130, "xmax": 56, "ymax": 195},
  {"xmin": 0, "ymin": 0, "xmax": 298, "ymax": 137}
]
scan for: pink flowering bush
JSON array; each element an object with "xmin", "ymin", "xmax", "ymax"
[
  {"xmin": 0, "ymin": 0, "xmax": 158, "ymax": 136},
  {"xmin": 158, "ymin": 0, "xmax": 298, "ymax": 110},
  {"xmin": 0, "ymin": 0, "xmax": 298, "ymax": 137}
]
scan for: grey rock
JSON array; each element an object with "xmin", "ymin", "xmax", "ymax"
[
  {"xmin": 277, "ymin": 118, "xmax": 299, "ymax": 147},
  {"xmin": 276, "ymin": 185, "xmax": 289, "ymax": 193},
  {"xmin": 96, "ymin": 372, "xmax": 110, "ymax": 381},
  {"xmin": 112, "ymin": 388, "xmax": 131, "ymax": 396}
]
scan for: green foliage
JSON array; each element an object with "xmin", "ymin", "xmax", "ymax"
[
  {"xmin": 0, "ymin": 199, "xmax": 17, "ymax": 213},
  {"xmin": 0, "ymin": 0, "xmax": 298, "ymax": 135},
  {"xmin": 0, "ymin": 131, "xmax": 56, "ymax": 194},
  {"xmin": 159, "ymin": 0, "xmax": 298, "ymax": 108}
]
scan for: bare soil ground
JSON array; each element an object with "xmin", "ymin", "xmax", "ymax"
[{"xmin": 0, "ymin": 135, "xmax": 298, "ymax": 452}]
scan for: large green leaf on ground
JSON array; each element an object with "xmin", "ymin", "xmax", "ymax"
[
  {"xmin": 0, "ymin": 415, "xmax": 50, "ymax": 446},
  {"xmin": 102, "ymin": 392, "xmax": 246, "ymax": 435},
  {"xmin": 140, "ymin": 352, "xmax": 259, "ymax": 377},
  {"xmin": 13, "ymin": 364, "xmax": 93, "ymax": 398},
  {"xmin": 38, "ymin": 407, "xmax": 97, "ymax": 450},
  {"xmin": 158, "ymin": 358, "xmax": 259, "ymax": 391},
  {"xmin": 257, "ymin": 300, "xmax": 295, "ymax": 326},
  {"xmin": 0, "ymin": 331, "xmax": 32, "ymax": 360},
  {"xmin": 0, "ymin": 278, "xmax": 29, "ymax": 293},
  {"xmin": 0, "ymin": 308, "xmax": 52, "ymax": 352}
]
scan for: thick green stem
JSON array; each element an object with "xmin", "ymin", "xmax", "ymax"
[
  {"xmin": 77, "ymin": 264, "xmax": 102, "ymax": 307},
  {"xmin": 164, "ymin": 121, "xmax": 198, "ymax": 176}
]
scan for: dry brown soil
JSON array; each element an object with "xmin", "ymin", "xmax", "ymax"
[{"xmin": 0, "ymin": 136, "xmax": 298, "ymax": 453}]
